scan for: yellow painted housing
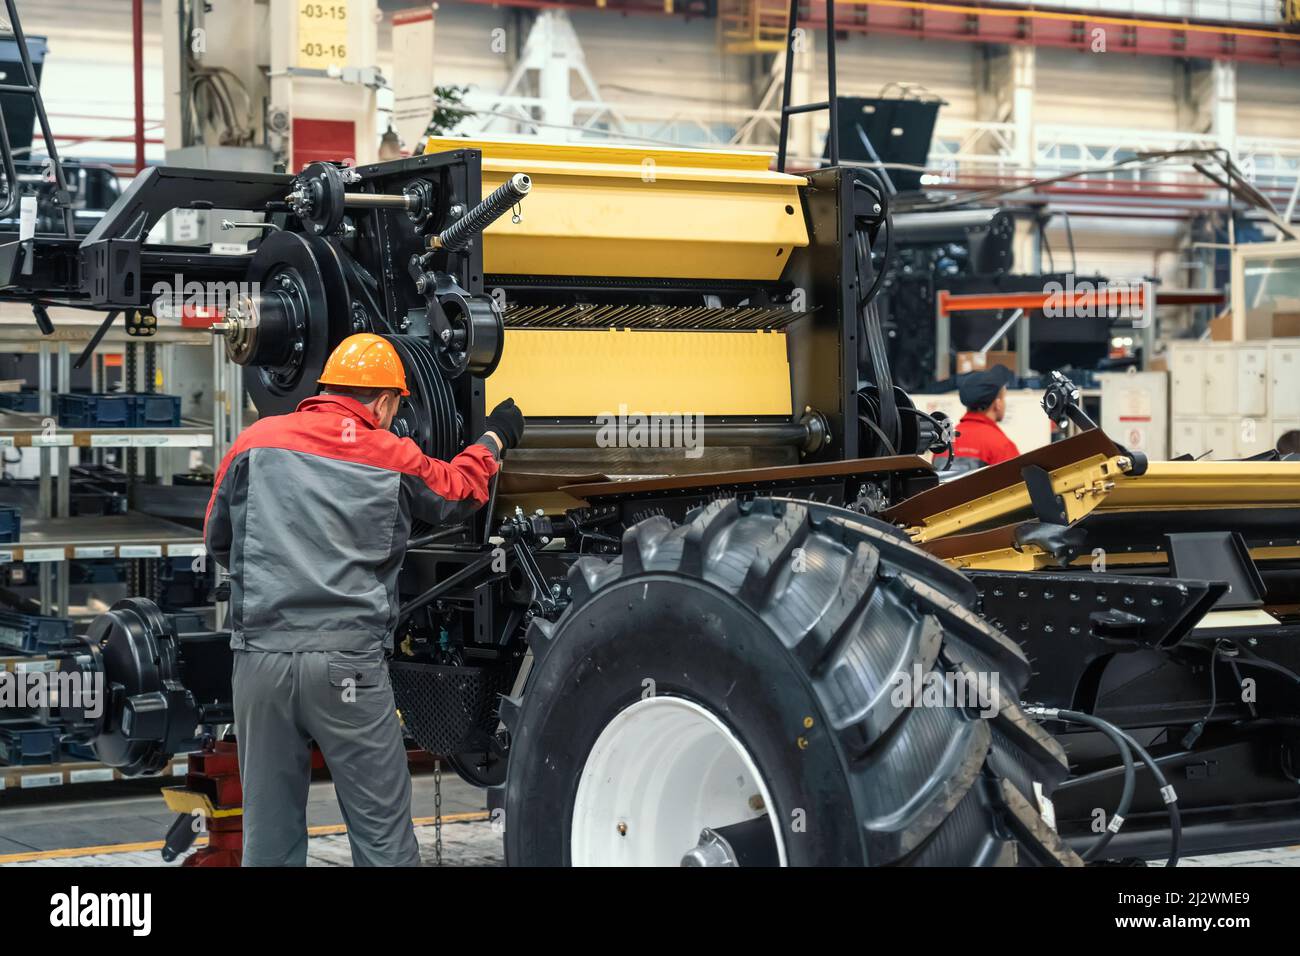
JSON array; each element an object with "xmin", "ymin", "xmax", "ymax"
[
  {"xmin": 486, "ymin": 328, "xmax": 792, "ymax": 417},
  {"xmin": 1097, "ymin": 460, "xmax": 1300, "ymax": 510},
  {"xmin": 422, "ymin": 137, "xmax": 809, "ymax": 280}
]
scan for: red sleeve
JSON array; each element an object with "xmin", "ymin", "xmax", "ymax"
[{"xmin": 386, "ymin": 435, "xmax": 500, "ymax": 506}]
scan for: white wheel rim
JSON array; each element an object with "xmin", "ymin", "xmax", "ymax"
[{"xmin": 570, "ymin": 696, "xmax": 787, "ymax": 866}]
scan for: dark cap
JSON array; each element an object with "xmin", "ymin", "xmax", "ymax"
[{"xmin": 958, "ymin": 364, "xmax": 1014, "ymax": 409}]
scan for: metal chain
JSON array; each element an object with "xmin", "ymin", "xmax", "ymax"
[{"xmin": 434, "ymin": 759, "xmax": 443, "ymax": 866}]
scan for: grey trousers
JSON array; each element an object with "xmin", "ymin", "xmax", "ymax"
[{"xmin": 231, "ymin": 648, "xmax": 421, "ymax": 867}]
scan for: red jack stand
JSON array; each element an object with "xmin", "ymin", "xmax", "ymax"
[
  {"xmin": 161, "ymin": 739, "xmax": 245, "ymax": 866},
  {"xmin": 160, "ymin": 740, "xmax": 331, "ymax": 866}
]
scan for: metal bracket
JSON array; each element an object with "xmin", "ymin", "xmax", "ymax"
[{"xmin": 1022, "ymin": 464, "xmax": 1068, "ymax": 525}]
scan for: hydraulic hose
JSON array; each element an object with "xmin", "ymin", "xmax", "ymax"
[
  {"xmin": 1027, "ymin": 706, "xmax": 1136, "ymax": 863},
  {"xmin": 1111, "ymin": 725, "xmax": 1183, "ymax": 867}
]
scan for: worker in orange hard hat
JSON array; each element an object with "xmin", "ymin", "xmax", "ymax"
[
  {"xmin": 319, "ymin": 331, "xmax": 412, "ymax": 395},
  {"xmin": 204, "ymin": 332, "xmax": 525, "ymax": 867}
]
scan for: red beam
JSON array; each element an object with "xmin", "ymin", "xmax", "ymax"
[
  {"xmin": 132, "ymin": 0, "xmax": 146, "ymax": 175},
  {"xmin": 802, "ymin": 1, "xmax": 1300, "ymax": 67},
  {"xmin": 445, "ymin": 0, "xmax": 1300, "ymax": 67}
]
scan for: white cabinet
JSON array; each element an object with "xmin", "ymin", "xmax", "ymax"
[
  {"xmin": 1168, "ymin": 340, "xmax": 1299, "ymax": 459},
  {"xmin": 1270, "ymin": 344, "xmax": 1300, "ymax": 420},
  {"xmin": 1236, "ymin": 346, "xmax": 1269, "ymax": 418},
  {"xmin": 1170, "ymin": 346, "xmax": 1205, "ymax": 416},
  {"xmin": 1098, "ymin": 371, "xmax": 1168, "ymax": 460},
  {"xmin": 1171, "ymin": 419, "xmax": 1205, "ymax": 458},
  {"xmin": 1235, "ymin": 418, "xmax": 1274, "ymax": 458},
  {"xmin": 1204, "ymin": 419, "xmax": 1235, "ymax": 458},
  {"xmin": 1204, "ymin": 345, "xmax": 1236, "ymax": 404}
]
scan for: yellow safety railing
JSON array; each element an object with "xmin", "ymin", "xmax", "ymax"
[{"xmin": 718, "ymin": 0, "xmax": 790, "ymax": 54}]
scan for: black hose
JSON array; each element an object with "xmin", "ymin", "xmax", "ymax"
[
  {"xmin": 851, "ymin": 173, "xmax": 902, "ymax": 455},
  {"xmin": 1111, "ymin": 726, "xmax": 1182, "ymax": 867},
  {"xmin": 1029, "ymin": 706, "xmax": 1136, "ymax": 862},
  {"xmin": 1184, "ymin": 642, "xmax": 1300, "ymax": 749},
  {"xmin": 406, "ymin": 525, "xmax": 467, "ymax": 550},
  {"xmin": 1231, "ymin": 654, "xmax": 1300, "ymax": 689},
  {"xmin": 1182, "ymin": 640, "xmax": 1224, "ymax": 748}
]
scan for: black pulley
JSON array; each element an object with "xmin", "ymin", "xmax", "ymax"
[
  {"xmin": 424, "ymin": 273, "xmax": 505, "ymax": 379},
  {"xmin": 384, "ymin": 334, "xmax": 461, "ymax": 462},
  {"xmin": 858, "ymin": 384, "xmax": 933, "ymax": 457},
  {"xmin": 290, "ymin": 161, "xmax": 348, "ymax": 236},
  {"xmin": 436, "ymin": 290, "xmax": 504, "ymax": 379},
  {"xmin": 220, "ymin": 230, "xmax": 353, "ymax": 416}
]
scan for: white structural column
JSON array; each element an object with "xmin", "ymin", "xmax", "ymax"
[
  {"xmin": 268, "ymin": 0, "xmax": 382, "ymax": 167},
  {"xmin": 1178, "ymin": 59, "xmax": 1239, "ymax": 160},
  {"xmin": 1010, "ymin": 45, "xmax": 1036, "ymax": 175},
  {"xmin": 983, "ymin": 45, "xmax": 1041, "ymax": 286},
  {"xmin": 972, "ymin": 45, "xmax": 1034, "ymax": 176},
  {"xmin": 1210, "ymin": 59, "xmax": 1238, "ymax": 162}
]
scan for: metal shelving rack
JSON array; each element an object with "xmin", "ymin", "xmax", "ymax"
[
  {"xmin": 0, "ymin": 315, "xmax": 246, "ymax": 792},
  {"xmin": 0, "ymin": 650, "xmax": 189, "ymax": 789},
  {"xmin": 0, "ymin": 315, "xmax": 231, "ymax": 617}
]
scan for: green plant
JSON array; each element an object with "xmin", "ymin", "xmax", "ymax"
[{"xmin": 425, "ymin": 84, "xmax": 473, "ymax": 137}]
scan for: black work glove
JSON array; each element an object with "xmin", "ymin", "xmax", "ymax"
[{"xmin": 485, "ymin": 397, "xmax": 525, "ymax": 453}]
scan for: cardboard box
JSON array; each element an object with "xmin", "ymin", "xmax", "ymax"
[
  {"xmin": 954, "ymin": 350, "xmax": 1016, "ymax": 375},
  {"xmin": 1273, "ymin": 311, "xmax": 1300, "ymax": 338}
]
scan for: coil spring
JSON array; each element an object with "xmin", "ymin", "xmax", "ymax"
[{"xmin": 436, "ymin": 173, "xmax": 531, "ymax": 252}]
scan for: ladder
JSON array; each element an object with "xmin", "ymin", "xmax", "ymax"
[{"xmin": 776, "ymin": 0, "xmax": 843, "ymax": 172}]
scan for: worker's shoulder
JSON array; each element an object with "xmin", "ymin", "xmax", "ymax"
[
  {"xmin": 233, "ymin": 406, "xmax": 428, "ymax": 472},
  {"xmin": 228, "ymin": 409, "xmax": 316, "ymax": 448},
  {"xmin": 223, "ymin": 412, "xmax": 289, "ymax": 453}
]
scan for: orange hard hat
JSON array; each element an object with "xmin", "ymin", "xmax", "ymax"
[{"xmin": 317, "ymin": 333, "xmax": 409, "ymax": 396}]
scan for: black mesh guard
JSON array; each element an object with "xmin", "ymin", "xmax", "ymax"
[{"xmin": 390, "ymin": 660, "xmax": 512, "ymax": 756}]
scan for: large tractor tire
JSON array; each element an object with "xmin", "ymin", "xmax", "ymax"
[{"xmin": 500, "ymin": 498, "xmax": 1081, "ymax": 867}]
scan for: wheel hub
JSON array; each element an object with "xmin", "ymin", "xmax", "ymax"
[{"xmin": 570, "ymin": 696, "xmax": 787, "ymax": 867}]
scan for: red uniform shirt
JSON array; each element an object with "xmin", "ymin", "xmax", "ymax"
[{"xmin": 952, "ymin": 411, "xmax": 1020, "ymax": 467}]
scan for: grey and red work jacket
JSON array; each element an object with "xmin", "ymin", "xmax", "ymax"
[{"xmin": 203, "ymin": 394, "xmax": 499, "ymax": 654}]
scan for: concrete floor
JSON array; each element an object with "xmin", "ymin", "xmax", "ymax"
[
  {"xmin": 0, "ymin": 771, "xmax": 491, "ymax": 865},
  {"xmin": 0, "ymin": 773, "xmax": 1297, "ymax": 866}
]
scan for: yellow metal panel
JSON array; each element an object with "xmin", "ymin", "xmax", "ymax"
[
  {"xmin": 906, "ymin": 453, "xmax": 1126, "ymax": 543},
  {"xmin": 944, "ymin": 545, "xmax": 1300, "ymax": 573},
  {"xmin": 486, "ymin": 328, "xmax": 792, "ymax": 417},
  {"xmin": 423, "ymin": 137, "xmax": 808, "ymax": 281},
  {"xmin": 1101, "ymin": 460, "xmax": 1300, "ymax": 509}
]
